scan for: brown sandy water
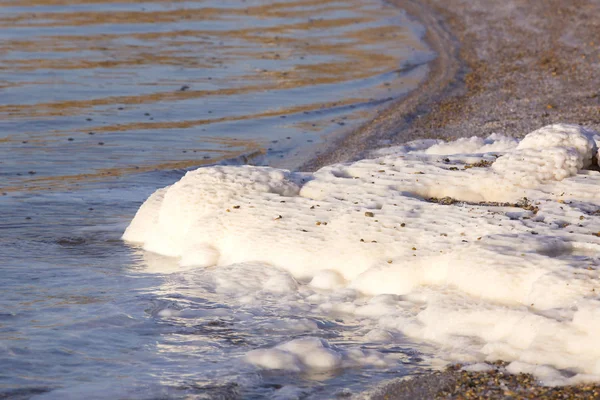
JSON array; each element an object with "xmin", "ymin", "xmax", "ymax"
[{"xmin": 0, "ymin": 0, "xmax": 432, "ymax": 193}]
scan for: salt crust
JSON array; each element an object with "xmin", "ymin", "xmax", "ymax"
[{"xmin": 124, "ymin": 124, "xmax": 600, "ymax": 384}]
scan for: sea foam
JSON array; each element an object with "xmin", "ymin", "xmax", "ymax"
[{"xmin": 124, "ymin": 124, "xmax": 600, "ymax": 385}]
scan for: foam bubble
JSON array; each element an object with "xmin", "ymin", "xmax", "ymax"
[
  {"xmin": 309, "ymin": 270, "xmax": 347, "ymax": 290},
  {"xmin": 125, "ymin": 124, "xmax": 600, "ymax": 384},
  {"xmin": 245, "ymin": 337, "xmax": 391, "ymax": 372}
]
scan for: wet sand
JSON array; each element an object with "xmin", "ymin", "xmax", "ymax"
[
  {"xmin": 336, "ymin": 0, "xmax": 600, "ymax": 398},
  {"xmin": 302, "ymin": 0, "xmax": 600, "ymax": 171},
  {"xmin": 366, "ymin": 363, "xmax": 600, "ymax": 400}
]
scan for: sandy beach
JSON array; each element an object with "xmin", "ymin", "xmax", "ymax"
[
  {"xmin": 303, "ymin": 0, "xmax": 600, "ymax": 171},
  {"xmin": 333, "ymin": 0, "xmax": 600, "ymax": 398}
]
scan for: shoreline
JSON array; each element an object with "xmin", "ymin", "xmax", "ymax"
[
  {"xmin": 302, "ymin": 0, "xmax": 600, "ymax": 172},
  {"xmin": 328, "ymin": 0, "xmax": 600, "ymax": 398},
  {"xmin": 300, "ymin": 0, "xmax": 462, "ymax": 171}
]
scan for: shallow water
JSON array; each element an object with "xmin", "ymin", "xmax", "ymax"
[
  {"xmin": 0, "ymin": 0, "xmax": 433, "ymax": 398},
  {"xmin": 0, "ymin": 0, "xmax": 431, "ymax": 192},
  {"xmin": 1, "ymin": 174, "xmax": 433, "ymax": 399}
]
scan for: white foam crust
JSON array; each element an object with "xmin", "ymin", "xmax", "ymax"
[
  {"xmin": 245, "ymin": 337, "xmax": 392, "ymax": 372},
  {"xmin": 124, "ymin": 124, "xmax": 600, "ymax": 385}
]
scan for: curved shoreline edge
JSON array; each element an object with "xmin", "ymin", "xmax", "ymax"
[
  {"xmin": 300, "ymin": 0, "xmax": 462, "ymax": 171},
  {"xmin": 302, "ymin": 0, "xmax": 600, "ymax": 173}
]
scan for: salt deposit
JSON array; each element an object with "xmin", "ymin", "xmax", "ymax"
[{"xmin": 124, "ymin": 124, "xmax": 600, "ymax": 385}]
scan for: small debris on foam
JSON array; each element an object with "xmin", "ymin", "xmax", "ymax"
[{"xmin": 124, "ymin": 124, "xmax": 600, "ymax": 384}]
